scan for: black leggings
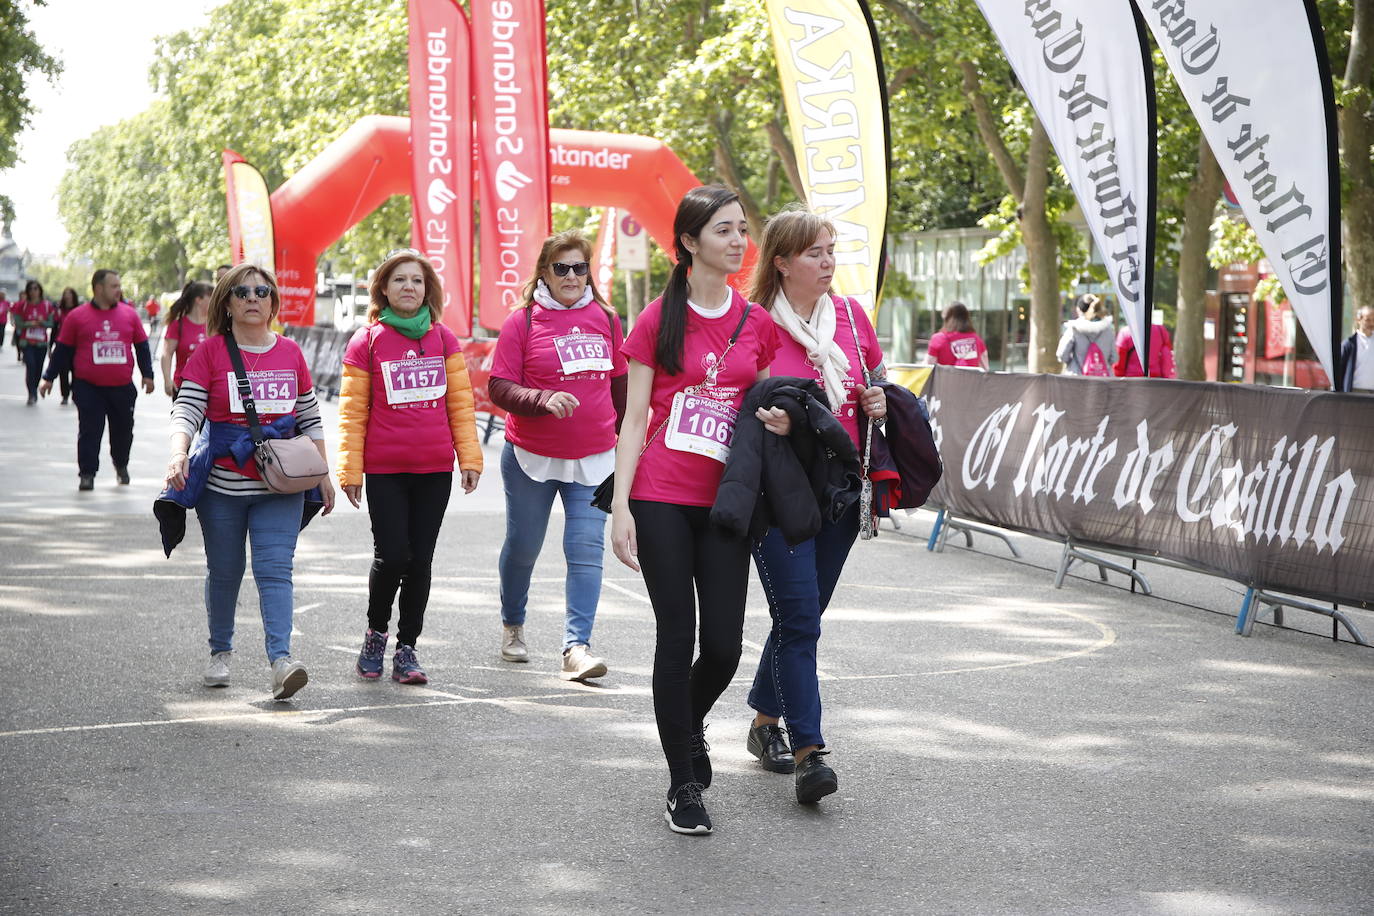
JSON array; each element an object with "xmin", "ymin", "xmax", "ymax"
[
  {"xmin": 631, "ymin": 499, "xmax": 751, "ymax": 791},
  {"xmin": 365, "ymin": 472, "xmax": 452, "ymax": 646}
]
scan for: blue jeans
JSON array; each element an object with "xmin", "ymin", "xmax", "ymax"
[
  {"xmin": 498, "ymin": 442, "xmax": 606, "ymax": 650},
  {"xmin": 748, "ymin": 502, "xmax": 859, "ymax": 751},
  {"xmin": 196, "ymin": 488, "xmax": 305, "ymax": 662}
]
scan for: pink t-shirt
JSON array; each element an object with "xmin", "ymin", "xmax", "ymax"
[
  {"xmin": 0, "ymin": 300, "xmax": 10, "ymax": 320},
  {"xmin": 768, "ymin": 295, "xmax": 883, "ymax": 448},
  {"xmin": 181, "ymin": 334, "xmax": 313, "ymax": 479},
  {"xmin": 491, "ymin": 303, "xmax": 628, "ymax": 459},
  {"xmin": 927, "ymin": 330, "xmax": 986, "ymax": 367},
  {"xmin": 342, "ymin": 321, "xmax": 464, "ymax": 474},
  {"xmin": 14, "ymin": 300, "xmax": 55, "ymax": 345},
  {"xmin": 622, "ymin": 290, "xmax": 780, "ymax": 507},
  {"xmin": 56, "ymin": 302, "xmax": 149, "ymax": 386},
  {"xmin": 167, "ymin": 315, "xmax": 208, "ymax": 388}
]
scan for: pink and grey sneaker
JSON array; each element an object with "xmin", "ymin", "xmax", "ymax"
[
  {"xmin": 356, "ymin": 628, "xmax": 387, "ymax": 679},
  {"xmin": 391, "ymin": 644, "xmax": 428, "ymax": 685}
]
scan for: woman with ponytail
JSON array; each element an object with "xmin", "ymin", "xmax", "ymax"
[
  {"xmin": 160, "ymin": 281, "xmax": 212, "ymax": 398},
  {"xmin": 611, "ymin": 185, "xmax": 785, "ymax": 835}
]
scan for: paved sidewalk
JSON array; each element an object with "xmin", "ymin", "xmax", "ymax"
[{"xmin": 1, "ymin": 358, "xmax": 1371, "ymax": 915}]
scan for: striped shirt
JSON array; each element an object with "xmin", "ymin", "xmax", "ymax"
[{"xmin": 171, "ymin": 379, "xmax": 324, "ymax": 496}]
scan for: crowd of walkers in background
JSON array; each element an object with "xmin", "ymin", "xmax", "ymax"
[{"xmin": 8, "ymin": 187, "xmax": 1372, "ymax": 837}]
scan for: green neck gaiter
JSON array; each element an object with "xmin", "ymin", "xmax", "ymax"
[{"xmin": 378, "ymin": 306, "xmax": 432, "ymax": 340}]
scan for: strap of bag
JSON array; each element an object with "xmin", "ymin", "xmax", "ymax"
[
  {"xmin": 838, "ymin": 295, "xmax": 872, "ymax": 385},
  {"xmin": 222, "ymin": 332, "xmax": 266, "ymax": 446}
]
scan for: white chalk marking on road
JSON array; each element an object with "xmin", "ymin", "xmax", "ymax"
[
  {"xmin": 826, "ymin": 607, "xmax": 1117, "ymax": 681},
  {"xmin": 0, "ymin": 691, "xmax": 580, "ymax": 739},
  {"xmin": 601, "ymin": 580, "xmax": 648, "ymax": 603},
  {"xmin": 295, "ymin": 602, "xmax": 322, "ymax": 614}
]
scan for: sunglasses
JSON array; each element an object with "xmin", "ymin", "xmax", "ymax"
[
  {"xmin": 232, "ymin": 285, "xmax": 272, "ymax": 301},
  {"xmin": 550, "ymin": 261, "xmax": 589, "ymax": 278}
]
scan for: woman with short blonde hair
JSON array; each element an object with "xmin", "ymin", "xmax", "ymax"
[{"xmin": 164, "ymin": 263, "xmax": 335, "ymax": 699}]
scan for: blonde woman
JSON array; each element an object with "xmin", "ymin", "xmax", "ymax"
[
  {"xmin": 163, "ymin": 264, "xmax": 335, "ymax": 699},
  {"xmin": 337, "ymin": 249, "xmax": 482, "ymax": 685}
]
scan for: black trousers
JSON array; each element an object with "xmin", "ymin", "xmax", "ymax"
[
  {"xmin": 631, "ymin": 499, "xmax": 751, "ymax": 791},
  {"xmin": 21, "ymin": 345, "xmax": 46, "ymax": 397},
  {"xmin": 71, "ymin": 379, "xmax": 136, "ymax": 477},
  {"xmin": 365, "ymin": 472, "xmax": 453, "ymax": 647}
]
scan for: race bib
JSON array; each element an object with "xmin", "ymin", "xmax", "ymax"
[
  {"xmin": 664, "ymin": 391, "xmax": 738, "ymax": 464},
  {"xmin": 23, "ymin": 327, "xmax": 47, "ymax": 343},
  {"xmin": 381, "ymin": 356, "xmax": 446, "ymax": 405},
  {"xmin": 92, "ymin": 340, "xmax": 127, "ymax": 365},
  {"xmin": 950, "ymin": 338, "xmax": 979, "ymax": 362},
  {"xmin": 226, "ymin": 370, "xmax": 299, "ymax": 414},
  {"xmin": 553, "ymin": 332, "xmax": 613, "ymax": 374}
]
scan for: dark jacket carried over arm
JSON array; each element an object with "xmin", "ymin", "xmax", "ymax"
[
  {"xmin": 711, "ymin": 376, "xmax": 862, "ymax": 546},
  {"xmin": 864, "ymin": 380, "xmax": 943, "ymax": 513}
]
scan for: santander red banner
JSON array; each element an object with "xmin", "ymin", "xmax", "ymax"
[
  {"xmin": 471, "ymin": 0, "xmax": 551, "ymax": 331},
  {"xmin": 408, "ymin": 0, "xmax": 473, "ymax": 336}
]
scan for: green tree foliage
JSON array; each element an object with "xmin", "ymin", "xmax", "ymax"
[
  {"xmin": 58, "ymin": 0, "xmax": 410, "ymax": 290},
  {"xmin": 0, "ymin": 0, "xmax": 61, "ymax": 171}
]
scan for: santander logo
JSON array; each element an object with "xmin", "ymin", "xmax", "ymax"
[
  {"xmin": 427, "ymin": 179, "xmax": 457, "ymax": 215},
  {"xmin": 495, "ymin": 161, "xmax": 534, "ymax": 202}
]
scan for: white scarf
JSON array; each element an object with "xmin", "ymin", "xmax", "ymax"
[
  {"xmin": 533, "ymin": 279, "xmax": 594, "ymax": 311},
  {"xmin": 772, "ymin": 290, "xmax": 851, "ymax": 411}
]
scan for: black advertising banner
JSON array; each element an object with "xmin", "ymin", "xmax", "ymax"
[{"xmin": 926, "ymin": 368, "xmax": 1374, "ymax": 609}]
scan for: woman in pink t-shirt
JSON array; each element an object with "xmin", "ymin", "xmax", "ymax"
[
  {"xmin": 14, "ymin": 279, "xmax": 55, "ymax": 404},
  {"xmin": 160, "ymin": 280, "xmax": 212, "ymax": 397},
  {"xmin": 738, "ymin": 208, "xmax": 888, "ymax": 806},
  {"xmin": 925, "ymin": 302, "xmax": 989, "ymax": 370},
  {"xmin": 53, "ymin": 288, "xmax": 80, "ymax": 404},
  {"xmin": 488, "ymin": 230, "xmax": 627, "ymax": 683},
  {"xmin": 164, "ymin": 264, "xmax": 336, "ymax": 700},
  {"xmin": 336, "ymin": 250, "xmax": 483, "ymax": 685},
  {"xmin": 611, "ymin": 185, "xmax": 785, "ymax": 836}
]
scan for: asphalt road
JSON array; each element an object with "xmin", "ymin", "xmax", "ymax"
[{"xmin": 1, "ymin": 356, "xmax": 1371, "ymax": 915}]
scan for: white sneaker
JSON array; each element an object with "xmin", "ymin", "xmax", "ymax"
[
  {"xmin": 501, "ymin": 624, "xmax": 529, "ymax": 662},
  {"xmin": 271, "ymin": 656, "xmax": 309, "ymax": 700},
  {"xmin": 203, "ymin": 651, "xmax": 231, "ymax": 688},
  {"xmin": 561, "ymin": 644, "xmax": 608, "ymax": 682}
]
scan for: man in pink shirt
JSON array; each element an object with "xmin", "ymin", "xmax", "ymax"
[{"xmin": 40, "ymin": 269, "xmax": 155, "ymax": 490}]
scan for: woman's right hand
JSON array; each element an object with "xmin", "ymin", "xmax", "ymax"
[
  {"xmin": 611, "ymin": 505, "xmax": 639, "ymax": 572},
  {"xmin": 165, "ymin": 453, "xmax": 189, "ymax": 491},
  {"xmin": 545, "ymin": 390, "xmax": 580, "ymax": 419},
  {"xmin": 163, "ymin": 380, "xmax": 175, "ymax": 398},
  {"xmin": 343, "ymin": 484, "xmax": 362, "ymax": 508}
]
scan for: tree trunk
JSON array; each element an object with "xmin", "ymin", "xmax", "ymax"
[
  {"xmin": 712, "ymin": 113, "xmax": 764, "ymax": 240},
  {"xmin": 1175, "ymin": 136, "xmax": 1224, "ymax": 380},
  {"xmin": 1341, "ymin": 0, "xmax": 1374, "ymax": 313},
  {"xmin": 1021, "ymin": 118, "xmax": 1060, "ymax": 373},
  {"xmin": 765, "ymin": 116, "xmax": 806, "ymax": 202}
]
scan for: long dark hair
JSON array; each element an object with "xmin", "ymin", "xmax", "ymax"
[
  {"xmin": 168, "ymin": 281, "xmax": 212, "ymax": 323},
  {"xmin": 656, "ymin": 184, "xmax": 741, "ymax": 375},
  {"xmin": 941, "ymin": 302, "xmax": 973, "ymax": 333},
  {"xmin": 58, "ymin": 288, "xmax": 80, "ymax": 311},
  {"xmin": 22, "ymin": 279, "xmax": 44, "ymax": 303}
]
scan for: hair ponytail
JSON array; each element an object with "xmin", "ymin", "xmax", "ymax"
[{"xmin": 654, "ymin": 184, "xmax": 741, "ymax": 376}]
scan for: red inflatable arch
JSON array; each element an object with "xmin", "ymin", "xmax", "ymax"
[{"xmin": 269, "ymin": 115, "xmax": 756, "ymax": 332}]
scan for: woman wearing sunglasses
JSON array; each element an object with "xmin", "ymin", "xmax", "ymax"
[
  {"xmin": 488, "ymin": 231, "xmax": 626, "ymax": 681},
  {"xmin": 337, "ymin": 249, "xmax": 483, "ymax": 685},
  {"xmin": 164, "ymin": 264, "xmax": 335, "ymax": 700},
  {"xmin": 611, "ymin": 185, "xmax": 785, "ymax": 835}
]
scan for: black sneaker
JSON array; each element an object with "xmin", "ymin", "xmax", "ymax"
[
  {"xmin": 665, "ymin": 782, "xmax": 712, "ymax": 835},
  {"xmin": 690, "ymin": 725, "xmax": 712, "ymax": 789},
  {"xmin": 78, "ymin": 475, "xmax": 95, "ymax": 491},
  {"xmin": 795, "ymin": 749, "xmax": 838, "ymax": 804},
  {"xmin": 116, "ymin": 467, "xmax": 130, "ymax": 485},
  {"xmin": 746, "ymin": 722, "xmax": 796, "ymax": 773}
]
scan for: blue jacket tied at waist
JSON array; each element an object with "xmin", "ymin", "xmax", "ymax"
[{"xmin": 153, "ymin": 417, "xmax": 323, "ymax": 557}]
